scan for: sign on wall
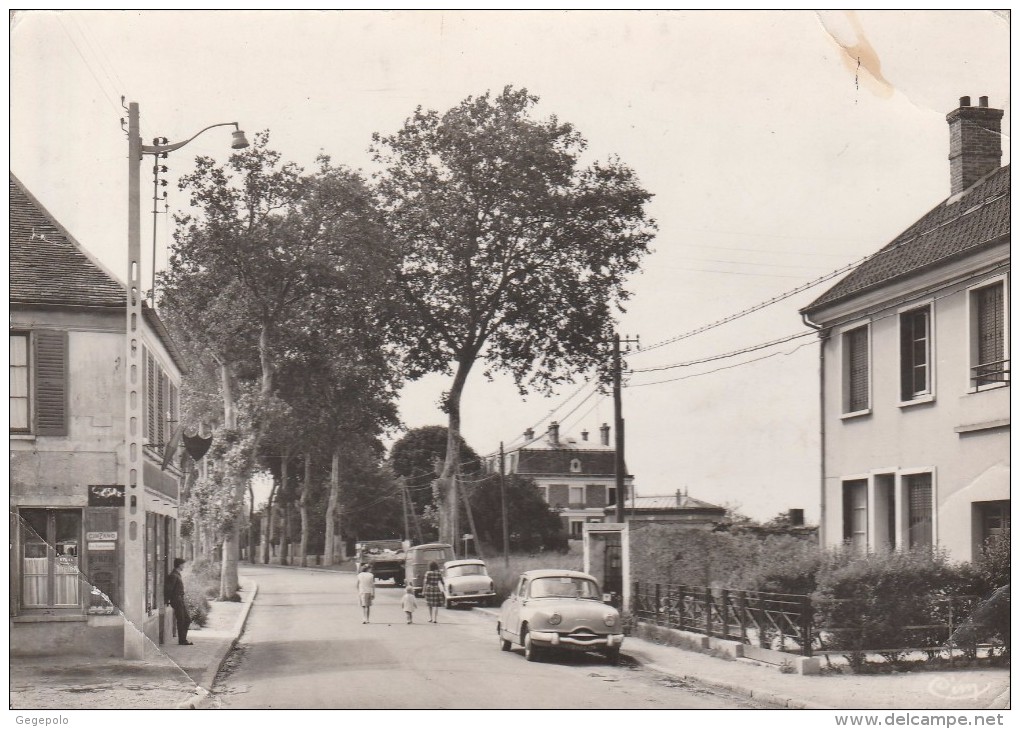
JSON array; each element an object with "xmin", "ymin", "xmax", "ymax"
[{"xmin": 88, "ymin": 485, "xmax": 125, "ymax": 507}]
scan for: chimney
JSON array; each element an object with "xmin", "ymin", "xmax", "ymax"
[
  {"xmin": 947, "ymin": 95, "xmax": 1003, "ymax": 195},
  {"xmin": 580, "ymin": 429, "xmax": 589, "ymax": 442},
  {"xmin": 547, "ymin": 421, "xmax": 559, "ymax": 445},
  {"xmin": 523, "ymin": 428, "xmax": 534, "ymax": 442},
  {"xmin": 788, "ymin": 509, "xmax": 805, "ymax": 527},
  {"xmin": 676, "ymin": 489, "xmax": 684, "ymax": 506},
  {"xmin": 599, "ymin": 423, "xmax": 610, "ymax": 446}
]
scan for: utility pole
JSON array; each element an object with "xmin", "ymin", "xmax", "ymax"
[
  {"xmin": 499, "ymin": 442, "xmax": 509, "ymax": 567},
  {"xmin": 399, "ymin": 478, "xmax": 411, "ymax": 542},
  {"xmin": 613, "ymin": 333, "xmax": 639, "ymax": 523}
]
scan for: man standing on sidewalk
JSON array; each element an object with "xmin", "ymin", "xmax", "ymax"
[{"xmin": 165, "ymin": 557, "xmax": 193, "ymax": 645}]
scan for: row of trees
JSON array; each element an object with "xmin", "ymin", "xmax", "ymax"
[{"xmin": 159, "ymin": 86, "xmax": 655, "ymax": 596}]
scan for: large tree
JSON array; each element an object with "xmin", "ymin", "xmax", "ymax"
[
  {"xmin": 373, "ymin": 86, "xmax": 655, "ymax": 544},
  {"xmin": 162, "ymin": 133, "xmax": 396, "ymax": 594}
]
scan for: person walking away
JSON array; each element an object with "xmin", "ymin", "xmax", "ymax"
[
  {"xmin": 165, "ymin": 557, "xmax": 192, "ymax": 645},
  {"xmin": 401, "ymin": 585, "xmax": 418, "ymax": 624},
  {"xmin": 422, "ymin": 561, "xmax": 445, "ymax": 623},
  {"xmin": 357, "ymin": 564, "xmax": 375, "ymax": 623}
]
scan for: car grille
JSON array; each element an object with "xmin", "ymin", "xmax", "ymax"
[{"xmin": 564, "ymin": 628, "xmax": 601, "ymax": 643}]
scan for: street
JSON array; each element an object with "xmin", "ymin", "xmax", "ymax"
[{"xmin": 213, "ymin": 564, "xmax": 766, "ymax": 709}]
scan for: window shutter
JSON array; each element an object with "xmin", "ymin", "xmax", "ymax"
[
  {"xmin": 146, "ymin": 350, "xmax": 156, "ymax": 442},
  {"xmin": 846, "ymin": 328, "xmax": 868, "ymax": 412},
  {"xmin": 977, "ymin": 283, "xmax": 1004, "ymax": 365},
  {"xmin": 34, "ymin": 330, "xmax": 68, "ymax": 436}
]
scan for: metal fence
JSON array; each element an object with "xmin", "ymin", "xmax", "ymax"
[
  {"xmin": 633, "ymin": 582, "xmax": 1002, "ymax": 659},
  {"xmin": 632, "ymin": 581, "xmax": 814, "ymax": 656}
]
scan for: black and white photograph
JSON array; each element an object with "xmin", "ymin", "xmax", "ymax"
[{"xmin": 8, "ymin": 9, "xmax": 1010, "ymax": 720}]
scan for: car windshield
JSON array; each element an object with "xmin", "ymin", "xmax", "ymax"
[
  {"xmin": 446, "ymin": 564, "xmax": 487, "ymax": 578},
  {"xmin": 528, "ymin": 576, "xmax": 600, "ymax": 600},
  {"xmin": 415, "ymin": 549, "xmax": 450, "ymax": 562}
]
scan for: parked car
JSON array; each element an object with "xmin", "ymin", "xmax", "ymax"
[
  {"xmin": 497, "ymin": 569, "xmax": 624, "ymax": 664},
  {"xmin": 404, "ymin": 543, "xmax": 455, "ymax": 595},
  {"xmin": 442, "ymin": 559, "xmax": 496, "ymax": 608}
]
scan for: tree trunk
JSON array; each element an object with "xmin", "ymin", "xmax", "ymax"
[
  {"xmin": 247, "ymin": 481, "xmax": 256, "ymax": 563},
  {"xmin": 281, "ymin": 502, "xmax": 291, "ymax": 565},
  {"xmin": 324, "ymin": 446, "xmax": 341, "ymax": 566},
  {"xmin": 261, "ymin": 478, "xmax": 278, "ymax": 564},
  {"xmin": 439, "ymin": 358, "xmax": 472, "ymax": 547},
  {"xmin": 299, "ymin": 452, "xmax": 311, "ymax": 567},
  {"xmin": 219, "ymin": 360, "xmax": 241, "ymax": 600}
]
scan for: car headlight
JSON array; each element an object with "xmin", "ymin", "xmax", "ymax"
[
  {"xmin": 548, "ymin": 612, "xmax": 562, "ymax": 626},
  {"xmin": 603, "ymin": 613, "xmax": 617, "ymax": 627}
]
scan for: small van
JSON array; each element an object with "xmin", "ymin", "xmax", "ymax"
[{"xmin": 404, "ymin": 543, "xmax": 454, "ymax": 594}]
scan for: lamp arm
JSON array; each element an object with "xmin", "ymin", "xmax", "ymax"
[{"xmin": 141, "ymin": 122, "xmax": 240, "ymax": 156}]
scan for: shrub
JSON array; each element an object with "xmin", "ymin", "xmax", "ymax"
[
  {"xmin": 812, "ymin": 549, "xmax": 957, "ymax": 671},
  {"xmin": 185, "ymin": 591, "xmax": 210, "ymax": 628}
]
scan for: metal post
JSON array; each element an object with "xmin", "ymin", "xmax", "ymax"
[
  {"xmin": 613, "ymin": 334, "xmax": 624, "ymax": 523},
  {"xmin": 704, "ymin": 586, "xmax": 712, "ymax": 638},
  {"xmin": 737, "ymin": 590, "xmax": 747, "ymax": 645},
  {"xmin": 123, "ymin": 102, "xmax": 147, "ymax": 659},
  {"xmin": 499, "ymin": 442, "xmax": 509, "ymax": 567},
  {"xmin": 721, "ymin": 588, "xmax": 730, "ymax": 640}
]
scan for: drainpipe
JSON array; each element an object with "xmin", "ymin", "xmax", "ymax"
[{"xmin": 802, "ymin": 311, "xmax": 828, "ymax": 549}]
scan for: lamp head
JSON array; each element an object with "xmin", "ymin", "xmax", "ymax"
[{"xmin": 231, "ymin": 128, "xmax": 250, "ymax": 150}]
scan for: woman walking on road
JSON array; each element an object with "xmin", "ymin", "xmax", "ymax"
[
  {"xmin": 422, "ymin": 561, "xmax": 445, "ymax": 623},
  {"xmin": 357, "ymin": 564, "xmax": 375, "ymax": 624}
]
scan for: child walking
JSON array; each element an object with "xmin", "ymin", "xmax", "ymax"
[{"xmin": 401, "ymin": 585, "xmax": 418, "ymax": 624}]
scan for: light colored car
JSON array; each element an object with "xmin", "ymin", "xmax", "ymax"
[
  {"xmin": 442, "ymin": 559, "xmax": 496, "ymax": 607},
  {"xmin": 497, "ymin": 569, "xmax": 624, "ymax": 664}
]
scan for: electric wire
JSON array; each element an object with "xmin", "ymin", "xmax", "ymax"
[{"xmin": 54, "ymin": 15, "xmax": 122, "ymax": 118}]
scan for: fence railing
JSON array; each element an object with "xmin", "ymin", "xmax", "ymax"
[
  {"xmin": 632, "ymin": 581, "xmax": 814, "ymax": 656},
  {"xmin": 972, "ymin": 359, "xmax": 1010, "ymax": 389},
  {"xmin": 633, "ymin": 582, "xmax": 1000, "ymax": 659}
]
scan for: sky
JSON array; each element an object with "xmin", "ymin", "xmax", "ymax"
[{"xmin": 9, "ymin": 10, "xmax": 1010, "ymax": 523}]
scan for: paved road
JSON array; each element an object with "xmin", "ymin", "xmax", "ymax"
[{"xmin": 213, "ymin": 564, "xmax": 764, "ymax": 709}]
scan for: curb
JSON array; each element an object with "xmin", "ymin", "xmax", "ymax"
[
  {"xmin": 177, "ymin": 579, "xmax": 259, "ymax": 709},
  {"xmin": 471, "ymin": 605, "xmax": 833, "ymax": 710}
]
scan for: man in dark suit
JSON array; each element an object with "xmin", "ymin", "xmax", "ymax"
[{"xmin": 165, "ymin": 557, "xmax": 193, "ymax": 645}]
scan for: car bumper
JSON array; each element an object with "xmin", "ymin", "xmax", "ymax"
[
  {"xmin": 528, "ymin": 631, "xmax": 625, "ymax": 650},
  {"xmin": 446, "ymin": 592, "xmax": 495, "ymax": 604}
]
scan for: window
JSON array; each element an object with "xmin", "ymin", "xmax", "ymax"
[
  {"xmin": 569, "ymin": 519, "xmax": 585, "ymax": 538},
  {"xmin": 906, "ymin": 473, "xmax": 933, "ymax": 549},
  {"xmin": 19, "ymin": 508, "xmax": 82, "ymax": 608},
  {"xmin": 971, "ymin": 281, "xmax": 1008, "ymax": 388},
  {"xmin": 537, "ymin": 485, "xmax": 549, "ymax": 503},
  {"xmin": 976, "ymin": 500, "xmax": 1010, "ymax": 545},
  {"xmin": 842, "ymin": 326, "xmax": 870, "ymax": 413},
  {"xmin": 607, "ymin": 486, "xmax": 617, "ymax": 506},
  {"xmin": 144, "ymin": 348, "xmax": 179, "ymax": 455},
  {"xmin": 10, "ymin": 333, "xmax": 29, "ymax": 431},
  {"xmin": 9, "ymin": 330, "xmax": 67, "ymax": 435},
  {"xmin": 900, "ymin": 307, "xmax": 932, "ymax": 401},
  {"xmin": 569, "ymin": 485, "xmax": 585, "ymax": 507},
  {"xmin": 842, "ymin": 480, "xmax": 867, "ymax": 555},
  {"xmin": 570, "ymin": 458, "xmax": 581, "ymax": 473}
]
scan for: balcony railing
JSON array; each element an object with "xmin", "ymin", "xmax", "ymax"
[{"xmin": 972, "ymin": 359, "xmax": 1010, "ymax": 390}]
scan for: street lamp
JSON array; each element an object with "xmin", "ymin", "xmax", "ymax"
[{"xmin": 122, "ymin": 99, "xmax": 248, "ymax": 659}]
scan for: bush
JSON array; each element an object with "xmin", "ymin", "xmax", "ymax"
[
  {"xmin": 812, "ymin": 549, "xmax": 958, "ymax": 671},
  {"xmin": 185, "ymin": 591, "xmax": 210, "ymax": 628}
]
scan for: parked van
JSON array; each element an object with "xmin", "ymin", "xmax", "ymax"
[{"xmin": 404, "ymin": 543, "xmax": 454, "ymax": 594}]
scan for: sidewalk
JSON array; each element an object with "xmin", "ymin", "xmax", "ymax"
[
  {"xmin": 9, "ymin": 578, "xmax": 257, "ymax": 710},
  {"xmin": 473, "ymin": 607, "xmax": 1009, "ymax": 711}
]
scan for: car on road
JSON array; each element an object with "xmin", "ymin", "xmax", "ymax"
[
  {"xmin": 404, "ymin": 543, "xmax": 455, "ymax": 595},
  {"xmin": 497, "ymin": 569, "xmax": 624, "ymax": 664},
  {"xmin": 442, "ymin": 559, "xmax": 496, "ymax": 608}
]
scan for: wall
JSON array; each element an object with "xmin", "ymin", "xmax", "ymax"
[{"xmin": 817, "ymin": 250, "xmax": 1009, "ymax": 561}]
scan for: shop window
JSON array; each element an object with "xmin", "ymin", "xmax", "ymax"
[{"xmin": 19, "ymin": 508, "xmax": 82, "ymax": 608}]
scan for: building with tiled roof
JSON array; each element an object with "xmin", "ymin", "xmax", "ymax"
[
  {"xmin": 496, "ymin": 421, "xmax": 634, "ymax": 539},
  {"xmin": 602, "ymin": 492, "xmax": 726, "ymax": 527},
  {"xmin": 800, "ymin": 97, "xmax": 1009, "ymax": 562},
  {"xmin": 10, "ymin": 173, "xmax": 185, "ymax": 657}
]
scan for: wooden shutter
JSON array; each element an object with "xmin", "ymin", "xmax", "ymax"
[
  {"xmin": 846, "ymin": 327, "xmax": 869, "ymax": 412},
  {"xmin": 146, "ymin": 350, "xmax": 156, "ymax": 442},
  {"xmin": 977, "ymin": 283, "xmax": 1004, "ymax": 365},
  {"xmin": 34, "ymin": 330, "xmax": 68, "ymax": 436}
]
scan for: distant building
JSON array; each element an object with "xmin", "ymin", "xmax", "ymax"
[
  {"xmin": 606, "ymin": 491, "xmax": 726, "ymax": 527},
  {"xmin": 497, "ymin": 421, "xmax": 633, "ymax": 539},
  {"xmin": 800, "ymin": 96, "xmax": 1009, "ymax": 561},
  {"xmin": 9, "ymin": 174, "xmax": 185, "ymax": 656}
]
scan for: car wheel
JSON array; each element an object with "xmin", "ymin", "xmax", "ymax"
[
  {"xmin": 523, "ymin": 631, "xmax": 542, "ymax": 662},
  {"xmin": 498, "ymin": 624, "xmax": 511, "ymax": 651},
  {"xmin": 604, "ymin": 647, "xmax": 621, "ymax": 665}
]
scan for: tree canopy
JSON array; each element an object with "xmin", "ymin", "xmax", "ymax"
[{"xmin": 373, "ymin": 86, "xmax": 656, "ymax": 544}]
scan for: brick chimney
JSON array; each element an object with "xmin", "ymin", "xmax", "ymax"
[
  {"xmin": 547, "ymin": 421, "xmax": 559, "ymax": 445},
  {"xmin": 947, "ymin": 95, "xmax": 1004, "ymax": 195},
  {"xmin": 523, "ymin": 427, "xmax": 534, "ymax": 442},
  {"xmin": 580, "ymin": 429, "xmax": 589, "ymax": 442},
  {"xmin": 599, "ymin": 423, "xmax": 610, "ymax": 446}
]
